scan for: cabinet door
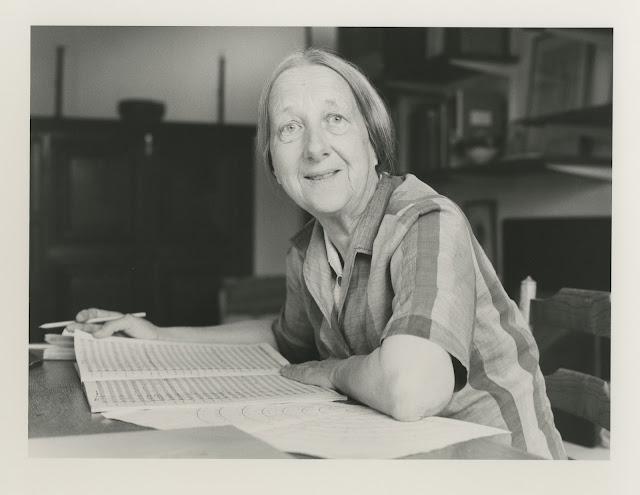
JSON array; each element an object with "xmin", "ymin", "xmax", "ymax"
[
  {"xmin": 48, "ymin": 130, "xmax": 136, "ymax": 242},
  {"xmin": 136, "ymin": 125, "xmax": 255, "ymax": 327},
  {"xmin": 30, "ymin": 126, "xmax": 140, "ymax": 340}
]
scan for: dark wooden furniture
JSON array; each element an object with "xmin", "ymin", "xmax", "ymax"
[
  {"xmin": 30, "ymin": 118, "xmax": 255, "ymax": 342},
  {"xmin": 28, "ymin": 357, "xmax": 540, "ymax": 459},
  {"xmin": 530, "ymin": 288, "xmax": 611, "ymax": 446}
]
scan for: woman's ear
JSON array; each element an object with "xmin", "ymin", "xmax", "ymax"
[
  {"xmin": 268, "ymin": 153, "xmax": 281, "ymax": 184},
  {"xmin": 271, "ymin": 167, "xmax": 281, "ymax": 185},
  {"xmin": 368, "ymin": 140, "xmax": 378, "ymax": 168}
]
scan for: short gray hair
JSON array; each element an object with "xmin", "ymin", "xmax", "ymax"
[{"xmin": 256, "ymin": 48, "xmax": 397, "ymax": 177}]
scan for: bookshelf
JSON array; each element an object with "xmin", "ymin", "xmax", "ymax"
[
  {"xmin": 337, "ymin": 28, "xmax": 612, "ymax": 183},
  {"xmin": 515, "ymin": 103, "xmax": 612, "ymax": 128}
]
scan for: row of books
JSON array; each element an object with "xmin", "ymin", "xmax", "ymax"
[{"xmin": 395, "ymin": 89, "xmax": 507, "ymax": 176}]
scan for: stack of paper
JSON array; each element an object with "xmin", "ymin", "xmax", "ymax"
[{"xmin": 29, "ymin": 332, "xmax": 76, "ymax": 360}]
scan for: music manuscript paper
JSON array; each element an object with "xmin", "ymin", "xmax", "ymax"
[{"xmin": 74, "ymin": 330, "xmax": 343, "ymax": 413}]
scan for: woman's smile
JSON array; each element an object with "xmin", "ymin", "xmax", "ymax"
[{"xmin": 305, "ymin": 169, "xmax": 340, "ymax": 181}]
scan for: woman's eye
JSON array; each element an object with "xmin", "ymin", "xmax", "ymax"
[
  {"xmin": 327, "ymin": 114, "xmax": 348, "ymax": 133},
  {"xmin": 279, "ymin": 122, "xmax": 302, "ymax": 141}
]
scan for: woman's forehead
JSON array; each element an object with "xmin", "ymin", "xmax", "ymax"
[{"xmin": 269, "ymin": 65, "xmax": 356, "ymax": 112}]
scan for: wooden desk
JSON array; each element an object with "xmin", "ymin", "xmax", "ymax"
[{"xmin": 29, "ymin": 359, "xmax": 540, "ymax": 460}]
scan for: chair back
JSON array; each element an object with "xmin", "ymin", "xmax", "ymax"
[
  {"xmin": 218, "ymin": 276, "xmax": 286, "ymax": 324},
  {"xmin": 530, "ymin": 288, "xmax": 610, "ymax": 445}
]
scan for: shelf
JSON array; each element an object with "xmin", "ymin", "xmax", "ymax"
[
  {"xmin": 516, "ymin": 104, "xmax": 612, "ymax": 128},
  {"xmin": 545, "ymin": 163, "xmax": 612, "ymax": 181},
  {"xmin": 424, "ymin": 154, "xmax": 612, "ymax": 182},
  {"xmin": 525, "ymin": 28, "xmax": 613, "ymax": 47},
  {"xmin": 379, "ymin": 54, "xmax": 519, "ymax": 86}
]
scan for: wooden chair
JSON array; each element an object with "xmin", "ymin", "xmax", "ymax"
[
  {"xmin": 530, "ymin": 288, "xmax": 611, "ymax": 446},
  {"xmin": 218, "ymin": 276, "xmax": 287, "ymax": 324}
]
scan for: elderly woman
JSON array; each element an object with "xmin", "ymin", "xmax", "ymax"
[{"xmin": 68, "ymin": 48, "xmax": 566, "ymax": 459}]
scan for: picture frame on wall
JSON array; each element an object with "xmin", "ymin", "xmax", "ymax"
[
  {"xmin": 464, "ymin": 200, "xmax": 498, "ymax": 267},
  {"xmin": 527, "ymin": 35, "xmax": 594, "ymax": 117}
]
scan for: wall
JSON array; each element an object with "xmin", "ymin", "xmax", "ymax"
[
  {"xmin": 31, "ymin": 26, "xmax": 308, "ymax": 123},
  {"xmin": 30, "ymin": 26, "xmax": 313, "ymax": 275}
]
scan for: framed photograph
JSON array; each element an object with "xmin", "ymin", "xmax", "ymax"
[
  {"xmin": 527, "ymin": 35, "xmax": 593, "ymax": 117},
  {"xmin": 464, "ymin": 200, "xmax": 498, "ymax": 266}
]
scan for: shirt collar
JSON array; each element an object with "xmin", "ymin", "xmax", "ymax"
[
  {"xmin": 349, "ymin": 173, "xmax": 402, "ymax": 255},
  {"xmin": 323, "ymin": 228, "xmax": 343, "ymax": 278}
]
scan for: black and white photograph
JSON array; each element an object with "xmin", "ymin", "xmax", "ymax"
[{"xmin": 3, "ymin": 1, "xmax": 639, "ymax": 494}]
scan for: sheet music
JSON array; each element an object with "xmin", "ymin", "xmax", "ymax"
[
  {"xmin": 102, "ymin": 401, "xmax": 511, "ymax": 459},
  {"xmin": 84, "ymin": 373, "xmax": 343, "ymax": 412},
  {"xmin": 74, "ymin": 330, "xmax": 288, "ymax": 381}
]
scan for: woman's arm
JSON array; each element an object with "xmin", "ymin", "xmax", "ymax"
[
  {"xmin": 281, "ymin": 333, "xmax": 455, "ymax": 421},
  {"xmin": 66, "ymin": 308, "xmax": 278, "ymax": 350},
  {"xmin": 156, "ymin": 319, "xmax": 278, "ymax": 349}
]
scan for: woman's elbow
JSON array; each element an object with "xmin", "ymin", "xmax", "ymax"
[
  {"xmin": 379, "ymin": 338, "xmax": 456, "ymax": 421},
  {"xmin": 386, "ymin": 374, "xmax": 453, "ymax": 421}
]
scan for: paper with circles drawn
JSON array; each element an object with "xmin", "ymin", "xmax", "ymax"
[{"xmin": 102, "ymin": 401, "xmax": 510, "ymax": 459}]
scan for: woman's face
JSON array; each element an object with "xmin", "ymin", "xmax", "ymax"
[{"xmin": 268, "ymin": 65, "xmax": 379, "ymax": 219}]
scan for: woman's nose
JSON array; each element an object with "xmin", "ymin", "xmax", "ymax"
[{"xmin": 303, "ymin": 124, "xmax": 331, "ymax": 162}]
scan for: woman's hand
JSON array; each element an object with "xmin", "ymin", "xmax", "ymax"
[
  {"xmin": 65, "ymin": 308, "xmax": 159, "ymax": 340},
  {"xmin": 280, "ymin": 358, "xmax": 343, "ymax": 390}
]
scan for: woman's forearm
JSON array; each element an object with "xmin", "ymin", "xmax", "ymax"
[
  {"xmin": 155, "ymin": 318, "xmax": 279, "ymax": 350},
  {"xmin": 330, "ymin": 335, "xmax": 455, "ymax": 421}
]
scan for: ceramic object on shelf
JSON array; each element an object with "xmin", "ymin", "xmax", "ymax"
[
  {"xmin": 466, "ymin": 146, "xmax": 498, "ymax": 165},
  {"xmin": 118, "ymin": 99, "xmax": 165, "ymax": 126}
]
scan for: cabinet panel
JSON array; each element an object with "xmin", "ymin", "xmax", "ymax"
[
  {"xmin": 152, "ymin": 256, "xmax": 221, "ymax": 327},
  {"xmin": 55, "ymin": 262, "xmax": 138, "ymax": 318},
  {"xmin": 142, "ymin": 126, "xmax": 254, "ymax": 274},
  {"xmin": 50, "ymin": 133, "xmax": 135, "ymax": 242}
]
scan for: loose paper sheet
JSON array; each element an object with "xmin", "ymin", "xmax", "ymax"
[{"xmin": 103, "ymin": 401, "xmax": 510, "ymax": 459}]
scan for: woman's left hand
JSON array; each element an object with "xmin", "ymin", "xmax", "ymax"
[{"xmin": 280, "ymin": 358, "xmax": 343, "ymax": 390}]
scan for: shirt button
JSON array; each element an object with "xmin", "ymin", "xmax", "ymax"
[{"xmin": 337, "ymin": 276, "xmax": 342, "ymax": 287}]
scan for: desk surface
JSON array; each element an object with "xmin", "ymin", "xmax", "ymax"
[{"xmin": 29, "ymin": 359, "xmax": 540, "ymax": 460}]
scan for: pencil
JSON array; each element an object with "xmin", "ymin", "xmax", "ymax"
[{"xmin": 39, "ymin": 312, "xmax": 147, "ymax": 329}]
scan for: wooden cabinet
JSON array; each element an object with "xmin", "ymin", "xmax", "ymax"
[{"xmin": 30, "ymin": 118, "xmax": 255, "ymax": 341}]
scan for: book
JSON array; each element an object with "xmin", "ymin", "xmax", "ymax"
[{"xmin": 73, "ymin": 330, "xmax": 344, "ymax": 413}]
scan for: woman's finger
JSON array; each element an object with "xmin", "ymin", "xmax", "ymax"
[
  {"xmin": 64, "ymin": 322, "xmax": 103, "ymax": 334},
  {"xmin": 75, "ymin": 308, "xmax": 123, "ymax": 323},
  {"xmin": 67, "ymin": 313, "xmax": 157, "ymax": 340},
  {"xmin": 280, "ymin": 363, "xmax": 303, "ymax": 381},
  {"xmin": 91, "ymin": 317, "xmax": 132, "ymax": 339}
]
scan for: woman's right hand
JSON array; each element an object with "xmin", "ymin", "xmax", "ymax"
[{"xmin": 65, "ymin": 308, "xmax": 159, "ymax": 340}]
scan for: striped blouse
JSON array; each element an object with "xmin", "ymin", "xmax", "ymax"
[{"xmin": 272, "ymin": 173, "xmax": 566, "ymax": 459}]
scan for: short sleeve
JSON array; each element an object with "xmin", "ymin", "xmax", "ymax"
[
  {"xmin": 381, "ymin": 199, "xmax": 475, "ymax": 388},
  {"xmin": 271, "ymin": 247, "xmax": 321, "ymax": 364}
]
